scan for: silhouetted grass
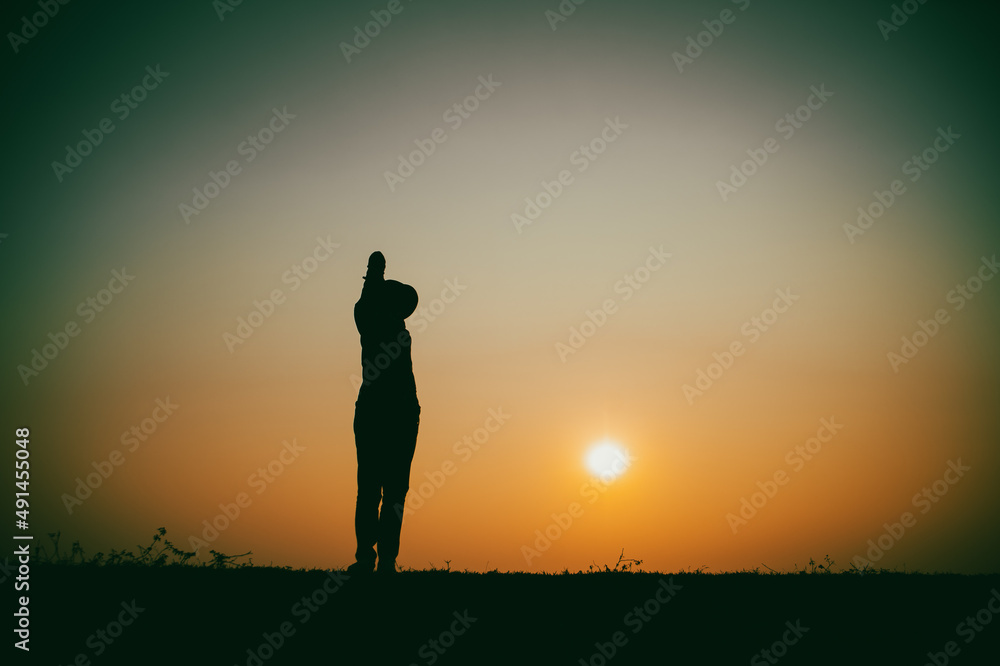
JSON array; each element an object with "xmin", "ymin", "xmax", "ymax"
[
  {"xmin": 30, "ymin": 529, "xmax": 909, "ymax": 576},
  {"xmin": 33, "ymin": 527, "xmax": 253, "ymax": 568},
  {"xmin": 27, "ymin": 529, "xmax": 1000, "ymax": 665}
]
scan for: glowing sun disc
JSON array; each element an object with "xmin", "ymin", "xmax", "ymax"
[{"xmin": 586, "ymin": 441, "xmax": 630, "ymax": 479}]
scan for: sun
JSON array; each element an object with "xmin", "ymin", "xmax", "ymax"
[{"xmin": 586, "ymin": 441, "xmax": 631, "ymax": 480}]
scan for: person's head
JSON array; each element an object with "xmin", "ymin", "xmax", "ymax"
[{"xmin": 364, "ymin": 251, "xmax": 386, "ymax": 282}]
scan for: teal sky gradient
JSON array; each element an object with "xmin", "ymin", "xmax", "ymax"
[{"xmin": 2, "ymin": 0, "xmax": 999, "ymax": 573}]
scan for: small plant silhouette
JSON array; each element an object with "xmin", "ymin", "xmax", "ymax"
[
  {"xmin": 793, "ymin": 554, "xmax": 836, "ymax": 575},
  {"xmin": 34, "ymin": 528, "xmax": 251, "ymax": 569},
  {"xmin": 588, "ymin": 549, "xmax": 644, "ymax": 573}
]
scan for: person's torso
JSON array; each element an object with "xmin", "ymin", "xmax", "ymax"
[{"xmin": 354, "ymin": 280, "xmax": 418, "ymax": 400}]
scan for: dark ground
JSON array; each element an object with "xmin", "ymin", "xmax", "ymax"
[{"xmin": 13, "ymin": 564, "xmax": 1000, "ymax": 665}]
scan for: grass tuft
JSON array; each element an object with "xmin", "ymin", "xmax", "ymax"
[{"xmin": 33, "ymin": 528, "xmax": 252, "ymax": 569}]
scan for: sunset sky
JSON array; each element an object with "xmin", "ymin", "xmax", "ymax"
[{"xmin": 3, "ymin": 0, "xmax": 998, "ymax": 574}]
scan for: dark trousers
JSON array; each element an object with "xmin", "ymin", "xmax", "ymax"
[{"xmin": 353, "ymin": 397, "xmax": 419, "ymax": 566}]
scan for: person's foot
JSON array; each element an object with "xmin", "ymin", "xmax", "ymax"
[
  {"xmin": 376, "ymin": 561, "xmax": 397, "ymax": 576},
  {"xmin": 346, "ymin": 560, "xmax": 375, "ymax": 576}
]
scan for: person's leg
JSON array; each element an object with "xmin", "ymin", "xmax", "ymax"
[
  {"xmin": 377, "ymin": 403, "xmax": 420, "ymax": 571},
  {"xmin": 353, "ymin": 402, "xmax": 381, "ymax": 569}
]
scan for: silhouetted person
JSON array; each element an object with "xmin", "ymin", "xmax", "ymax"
[{"xmin": 348, "ymin": 251, "xmax": 420, "ymax": 576}]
